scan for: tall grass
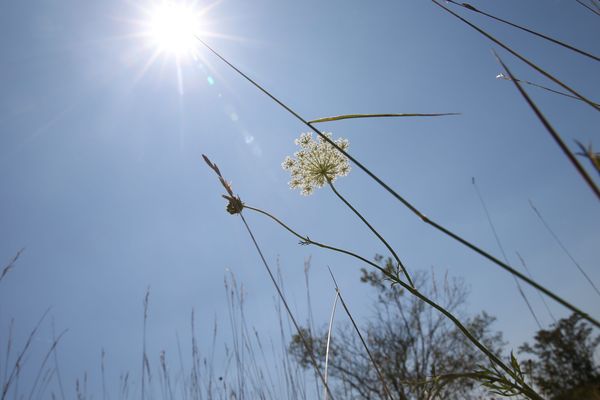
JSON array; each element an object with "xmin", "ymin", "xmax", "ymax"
[{"xmin": 0, "ymin": 252, "xmax": 319, "ymax": 400}]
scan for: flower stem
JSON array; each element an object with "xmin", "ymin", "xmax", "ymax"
[
  {"xmin": 244, "ymin": 205, "xmax": 391, "ymax": 277},
  {"xmin": 244, "ymin": 204, "xmax": 543, "ymax": 400},
  {"xmin": 328, "ymin": 181, "xmax": 414, "ymax": 288}
]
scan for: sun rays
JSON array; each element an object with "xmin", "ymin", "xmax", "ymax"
[
  {"xmin": 146, "ymin": 1, "xmax": 202, "ymax": 58},
  {"xmin": 128, "ymin": 0, "xmax": 225, "ymax": 89}
]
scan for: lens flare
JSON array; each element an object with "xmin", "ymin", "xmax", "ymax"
[{"xmin": 148, "ymin": 1, "xmax": 201, "ymax": 57}]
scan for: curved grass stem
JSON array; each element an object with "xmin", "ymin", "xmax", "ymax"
[
  {"xmin": 328, "ymin": 181, "xmax": 414, "ymax": 288},
  {"xmin": 244, "ymin": 205, "xmax": 390, "ymax": 277},
  {"xmin": 497, "ymin": 74, "xmax": 600, "ymax": 108}
]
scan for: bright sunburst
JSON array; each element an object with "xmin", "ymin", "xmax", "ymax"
[
  {"xmin": 129, "ymin": 0, "xmax": 234, "ymax": 90},
  {"xmin": 147, "ymin": 1, "xmax": 202, "ymax": 58}
]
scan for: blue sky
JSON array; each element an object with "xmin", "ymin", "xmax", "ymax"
[{"xmin": 1, "ymin": 0, "xmax": 599, "ymax": 397}]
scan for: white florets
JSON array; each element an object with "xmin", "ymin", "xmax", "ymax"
[{"xmin": 282, "ymin": 132, "xmax": 351, "ymax": 196}]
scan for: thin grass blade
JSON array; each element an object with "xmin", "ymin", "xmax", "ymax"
[
  {"xmin": 446, "ymin": 0, "xmax": 600, "ymax": 62},
  {"xmin": 309, "ymin": 113, "xmax": 459, "ymax": 124},
  {"xmin": 496, "ymin": 74, "xmax": 600, "ymax": 107},
  {"xmin": 328, "ymin": 269, "xmax": 394, "ymax": 400},
  {"xmin": 472, "ymin": 177, "xmax": 542, "ymax": 329},
  {"xmin": 323, "ymin": 291, "xmax": 339, "ymax": 400}
]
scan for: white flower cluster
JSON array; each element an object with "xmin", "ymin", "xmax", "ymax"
[{"xmin": 282, "ymin": 132, "xmax": 351, "ymax": 196}]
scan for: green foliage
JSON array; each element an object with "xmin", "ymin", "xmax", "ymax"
[
  {"xmin": 520, "ymin": 313, "xmax": 600, "ymax": 399},
  {"xmin": 474, "ymin": 352, "xmax": 529, "ymax": 398}
]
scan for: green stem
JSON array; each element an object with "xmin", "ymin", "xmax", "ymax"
[
  {"xmin": 328, "ymin": 181, "xmax": 414, "ymax": 288},
  {"xmin": 244, "ymin": 205, "xmax": 544, "ymax": 400},
  {"xmin": 244, "ymin": 205, "xmax": 391, "ymax": 277}
]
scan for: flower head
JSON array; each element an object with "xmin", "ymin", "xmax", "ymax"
[{"xmin": 282, "ymin": 132, "xmax": 351, "ymax": 195}]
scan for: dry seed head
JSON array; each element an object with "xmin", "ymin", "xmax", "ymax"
[
  {"xmin": 203, "ymin": 154, "xmax": 244, "ymax": 214},
  {"xmin": 223, "ymin": 195, "xmax": 244, "ymax": 214}
]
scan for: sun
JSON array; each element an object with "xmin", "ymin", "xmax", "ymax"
[
  {"xmin": 147, "ymin": 1, "xmax": 202, "ymax": 58},
  {"xmin": 130, "ymin": 0, "xmax": 230, "ymax": 89}
]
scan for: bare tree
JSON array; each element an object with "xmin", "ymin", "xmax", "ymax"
[{"xmin": 289, "ymin": 256, "xmax": 505, "ymax": 400}]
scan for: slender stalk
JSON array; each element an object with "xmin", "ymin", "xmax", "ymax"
[
  {"xmin": 495, "ymin": 52, "xmax": 600, "ymax": 200},
  {"xmin": 323, "ymin": 291, "xmax": 339, "ymax": 400},
  {"xmin": 529, "ymin": 199, "xmax": 600, "ymax": 298},
  {"xmin": 237, "ymin": 212, "xmax": 336, "ymax": 400},
  {"xmin": 2, "ymin": 309, "xmax": 50, "ymax": 400},
  {"xmin": 328, "ymin": 269, "xmax": 395, "ymax": 400},
  {"xmin": 51, "ymin": 321, "xmax": 66, "ymax": 400},
  {"xmin": 496, "ymin": 74, "xmax": 600, "ymax": 107},
  {"xmin": 2, "ymin": 319, "xmax": 12, "ymax": 393},
  {"xmin": 27, "ymin": 329, "xmax": 67, "ymax": 400},
  {"xmin": 445, "ymin": 0, "xmax": 600, "ymax": 62},
  {"xmin": 328, "ymin": 181, "xmax": 414, "ymax": 287},
  {"xmin": 516, "ymin": 252, "xmax": 557, "ymax": 323},
  {"xmin": 243, "ymin": 205, "xmax": 543, "ymax": 400},
  {"xmin": 431, "ymin": 0, "xmax": 600, "ymax": 112},
  {"xmin": 197, "ymin": 41, "xmax": 600, "ymax": 328},
  {"xmin": 0, "ymin": 249, "xmax": 24, "ymax": 283},
  {"xmin": 472, "ymin": 178, "xmax": 542, "ymax": 329},
  {"xmin": 426, "ymin": 216, "xmax": 600, "ymax": 328},
  {"xmin": 141, "ymin": 288, "xmax": 149, "ymax": 400},
  {"xmin": 303, "ymin": 259, "xmax": 323, "ymax": 400},
  {"xmin": 101, "ymin": 349, "xmax": 107, "ymax": 400}
]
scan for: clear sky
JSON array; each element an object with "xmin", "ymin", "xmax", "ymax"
[{"xmin": 1, "ymin": 0, "xmax": 599, "ymax": 397}]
